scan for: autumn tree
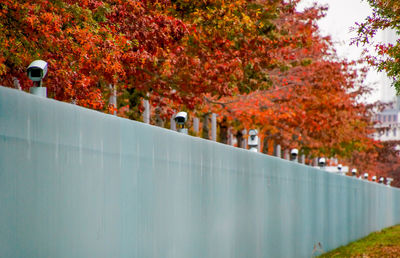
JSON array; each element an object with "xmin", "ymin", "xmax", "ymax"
[
  {"xmin": 196, "ymin": 1, "xmax": 379, "ymax": 161},
  {"xmin": 376, "ymin": 141, "xmax": 400, "ymax": 187},
  {"xmin": 0, "ymin": 0, "xmax": 187, "ymax": 112},
  {"xmin": 158, "ymin": 0, "xmax": 315, "ymax": 135},
  {"xmin": 0, "ymin": 0, "xmax": 382, "ymax": 166},
  {"xmin": 354, "ymin": 0, "xmax": 400, "ymax": 92},
  {"xmin": 352, "ymin": 0, "xmax": 400, "ymax": 185},
  {"xmin": 1, "ymin": 0, "xmax": 120, "ymax": 108}
]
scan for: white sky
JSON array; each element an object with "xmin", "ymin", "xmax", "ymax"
[{"xmin": 298, "ymin": 0, "xmax": 397, "ymax": 103}]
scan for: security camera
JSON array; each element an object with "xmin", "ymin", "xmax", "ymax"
[
  {"xmin": 386, "ymin": 177, "xmax": 393, "ymax": 186},
  {"xmin": 318, "ymin": 157, "xmax": 326, "ymax": 167},
  {"xmin": 27, "ymin": 60, "xmax": 48, "ymax": 83},
  {"xmin": 372, "ymin": 175, "xmax": 376, "ymax": 182},
  {"xmin": 248, "ymin": 129, "xmax": 259, "ymax": 152},
  {"xmin": 379, "ymin": 177, "xmax": 384, "ymax": 184},
  {"xmin": 338, "ymin": 164, "xmax": 342, "ymax": 171},
  {"xmin": 351, "ymin": 168, "xmax": 357, "ymax": 176},
  {"xmin": 175, "ymin": 111, "xmax": 187, "ymax": 125},
  {"xmin": 290, "ymin": 148, "xmax": 298, "ymax": 161},
  {"xmin": 248, "ymin": 129, "xmax": 258, "ymax": 139},
  {"xmin": 174, "ymin": 111, "xmax": 188, "ymax": 134},
  {"xmin": 364, "ymin": 173, "xmax": 368, "ymax": 179}
]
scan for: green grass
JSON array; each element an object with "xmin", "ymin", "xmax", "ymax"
[{"xmin": 319, "ymin": 225, "xmax": 400, "ymax": 257}]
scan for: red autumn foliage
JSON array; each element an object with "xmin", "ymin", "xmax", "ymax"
[{"xmin": 0, "ymin": 0, "xmax": 397, "ymax": 182}]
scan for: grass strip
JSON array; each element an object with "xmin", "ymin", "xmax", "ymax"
[{"xmin": 319, "ymin": 224, "xmax": 400, "ymax": 257}]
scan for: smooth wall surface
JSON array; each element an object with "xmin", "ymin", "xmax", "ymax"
[{"xmin": 1, "ymin": 86, "xmax": 399, "ymax": 258}]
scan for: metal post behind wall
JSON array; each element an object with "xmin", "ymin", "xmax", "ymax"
[
  {"xmin": 227, "ymin": 127, "xmax": 233, "ymax": 146},
  {"xmin": 275, "ymin": 144, "xmax": 281, "ymax": 158},
  {"xmin": 12, "ymin": 77, "xmax": 22, "ymax": 90},
  {"xmin": 170, "ymin": 114, "xmax": 176, "ymax": 131},
  {"xmin": 284, "ymin": 149, "xmax": 289, "ymax": 160},
  {"xmin": 300, "ymin": 154, "xmax": 305, "ymax": 164},
  {"xmin": 143, "ymin": 99, "xmax": 150, "ymax": 124},
  {"xmin": 193, "ymin": 117, "xmax": 199, "ymax": 134},
  {"xmin": 314, "ymin": 157, "xmax": 318, "ymax": 167},
  {"xmin": 211, "ymin": 113, "xmax": 217, "ymax": 141}
]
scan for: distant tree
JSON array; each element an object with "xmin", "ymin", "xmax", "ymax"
[
  {"xmin": 202, "ymin": 1, "xmax": 377, "ymax": 159},
  {"xmin": 348, "ymin": 140, "xmax": 400, "ymax": 187},
  {"xmin": 375, "ymin": 141, "xmax": 400, "ymax": 187},
  {"xmin": 354, "ymin": 0, "xmax": 400, "ymax": 92}
]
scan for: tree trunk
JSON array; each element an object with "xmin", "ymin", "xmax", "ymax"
[
  {"xmin": 154, "ymin": 106, "xmax": 164, "ymax": 127},
  {"xmin": 236, "ymin": 130, "xmax": 243, "ymax": 148},
  {"xmin": 202, "ymin": 113, "xmax": 210, "ymax": 139},
  {"xmin": 219, "ymin": 117, "xmax": 228, "ymax": 144},
  {"xmin": 262, "ymin": 137, "xmax": 269, "ymax": 154}
]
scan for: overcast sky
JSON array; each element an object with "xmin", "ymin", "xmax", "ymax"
[{"xmin": 298, "ymin": 0, "xmax": 396, "ymax": 102}]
